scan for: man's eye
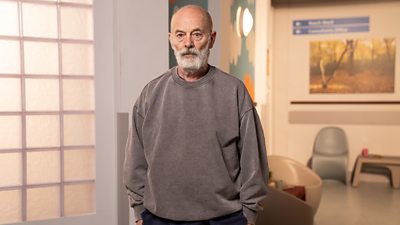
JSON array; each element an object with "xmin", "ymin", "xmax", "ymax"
[
  {"xmin": 193, "ymin": 33, "xmax": 202, "ymax": 38},
  {"xmin": 176, "ymin": 33, "xmax": 185, "ymax": 39}
]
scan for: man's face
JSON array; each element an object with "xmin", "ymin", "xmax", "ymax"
[
  {"xmin": 169, "ymin": 8, "xmax": 215, "ymax": 73},
  {"xmin": 170, "ymin": 36, "xmax": 211, "ymax": 74}
]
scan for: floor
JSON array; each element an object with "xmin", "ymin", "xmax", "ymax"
[{"xmin": 314, "ymin": 180, "xmax": 400, "ymax": 225}]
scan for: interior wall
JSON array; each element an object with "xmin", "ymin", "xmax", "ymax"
[
  {"xmin": 208, "ymin": 0, "xmax": 221, "ymax": 67},
  {"xmin": 116, "ymin": 1, "xmax": 169, "ymax": 114},
  {"xmin": 114, "ymin": 1, "xmax": 169, "ymax": 224},
  {"xmin": 254, "ymin": 0, "xmax": 273, "ymax": 152},
  {"xmin": 271, "ymin": 1, "xmax": 400, "ymax": 177}
]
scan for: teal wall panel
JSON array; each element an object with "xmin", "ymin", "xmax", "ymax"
[{"xmin": 229, "ymin": 0, "xmax": 256, "ymax": 100}]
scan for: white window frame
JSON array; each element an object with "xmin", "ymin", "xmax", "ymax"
[{"xmin": 0, "ymin": 0, "xmax": 118, "ymax": 225}]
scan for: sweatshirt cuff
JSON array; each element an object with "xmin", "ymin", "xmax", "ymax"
[
  {"xmin": 133, "ymin": 205, "xmax": 145, "ymax": 222},
  {"xmin": 243, "ymin": 206, "xmax": 257, "ymax": 225}
]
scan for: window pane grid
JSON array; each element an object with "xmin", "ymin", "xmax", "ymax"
[
  {"xmin": 0, "ymin": 186, "xmax": 22, "ymax": 192},
  {"xmin": 0, "ymin": 0, "xmax": 95, "ymax": 223},
  {"xmin": 0, "ymin": 180, "xmax": 95, "ymax": 190},
  {"xmin": 0, "ymin": 36, "xmax": 94, "ymax": 44},
  {"xmin": 0, "ymin": 145, "xmax": 95, "ymax": 151},
  {"xmin": 0, "ymin": 35, "xmax": 20, "ymax": 41},
  {"xmin": 0, "ymin": 111, "xmax": 94, "ymax": 116},
  {"xmin": 0, "ymin": 74, "xmax": 96, "ymax": 79}
]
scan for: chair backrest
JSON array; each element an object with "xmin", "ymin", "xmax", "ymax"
[
  {"xmin": 269, "ymin": 155, "xmax": 321, "ymax": 187},
  {"xmin": 313, "ymin": 127, "xmax": 348, "ymax": 155},
  {"xmin": 268, "ymin": 155, "xmax": 322, "ymax": 215}
]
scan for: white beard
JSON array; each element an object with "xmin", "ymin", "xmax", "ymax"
[{"xmin": 171, "ymin": 40, "xmax": 210, "ymax": 74}]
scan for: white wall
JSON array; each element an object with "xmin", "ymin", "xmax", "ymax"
[
  {"xmin": 115, "ymin": 1, "xmax": 169, "ymax": 114},
  {"xmin": 207, "ymin": 1, "xmax": 221, "ymax": 68},
  {"xmin": 254, "ymin": 0, "xmax": 273, "ymax": 152},
  {"xmin": 114, "ymin": 1, "xmax": 169, "ymax": 225},
  {"xmin": 271, "ymin": 1, "xmax": 400, "ymax": 180}
]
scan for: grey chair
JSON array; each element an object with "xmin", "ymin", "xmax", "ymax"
[
  {"xmin": 256, "ymin": 187, "xmax": 314, "ymax": 225},
  {"xmin": 310, "ymin": 127, "xmax": 349, "ymax": 184},
  {"xmin": 269, "ymin": 155, "xmax": 322, "ymax": 215}
]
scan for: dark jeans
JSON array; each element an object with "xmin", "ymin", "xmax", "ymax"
[{"xmin": 141, "ymin": 209, "xmax": 247, "ymax": 225}]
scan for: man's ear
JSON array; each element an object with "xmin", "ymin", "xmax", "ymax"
[{"xmin": 208, "ymin": 31, "xmax": 217, "ymax": 49}]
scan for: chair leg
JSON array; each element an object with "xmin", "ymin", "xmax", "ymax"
[
  {"xmin": 352, "ymin": 158, "xmax": 363, "ymax": 187},
  {"xmin": 386, "ymin": 166, "xmax": 400, "ymax": 188}
]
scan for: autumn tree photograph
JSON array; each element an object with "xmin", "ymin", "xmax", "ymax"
[{"xmin": 309, "ymin": 38, "xmax": 396, "ymax": 93}]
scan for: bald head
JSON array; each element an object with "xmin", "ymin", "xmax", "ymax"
[
  {"xmin": 169, "ymin": 5, "xmax": 217, "ymax": 77},
  {"xmin": 170, "ymin": 5, "xmax": 213, "ymax": 33}
]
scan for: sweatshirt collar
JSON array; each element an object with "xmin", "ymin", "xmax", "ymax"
[{"xmin": 172, "ymin": 65, "xmax": 215, "ymax": 88}]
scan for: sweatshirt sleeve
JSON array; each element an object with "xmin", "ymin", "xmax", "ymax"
[
  {"xmin": 123, "ymin": 105, "xmax": 147, "ymax": 221},
  {"xmin": 238, "ymin": 108, "xmax": 269, "ymax": 225}
]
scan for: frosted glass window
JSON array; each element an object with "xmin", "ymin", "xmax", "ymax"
[
  {"xmin": 62, "ymin": 43, "xmax": 94, "ymax": 75},
  {"xmin": 25, "ymin": 79, "xmax": 60, "ymax": 111},
  {"xmin": 0, "ymin": 1, "xmax": 95, "ymax": 223},
  {"xmin": 0, "ymin": 153, "xmax": 22, "ymax": 187},
  {"xmin": 0, "ymin": 116, "xmax": 21, "ymax": 149},
  {"xmin": 22, "ymin": 3, "xmax": 57, "ymax": 38},
  {"xmin": 61, "ymin": 6, "xmax": 93, "ymax": 40},
  {"xmin": 27, "ymin": 186, "xmax": 60, "ymax": 220},
  {"xmin": 27, "ymin": 151, "xmax": 60, "ymax": 185},
  {"xmin": 64, "ymin": 183, "xmax": 95, "ymax": 216},
  {"xmin": 64, "ymin": 149, "xmax": 95, "ymax": 181},
  {"xmin": 0, "ymin": 40, "xmax": 20, "ymax": 74},
  {"xmin": 61, "ymin": 0, "xmax": 92, "ymax": 4},
  {"xmin": 24, "ymin": 41, "xmax": 59, "ymax": 75},
  {"xmin": 0, "ymin": 190, "xmax": 22, "ymax": 224},
  {"xmin": 26, "ymin": 115, "xmax": 60, "ymax": 148},
  {"xmin": 0, "ymin": 78, "xmax": 21, "ymax": 112},
  {"xmin": 0, "ymin": 1, "xmax": 19, "ymax": 36},
  {"xmin": 64, "ymin": 114, "xmax": 95, "ymax": 146},
  {"xmin": 63, "ymin": 79, "xmax": 94, "ymax": 111}
]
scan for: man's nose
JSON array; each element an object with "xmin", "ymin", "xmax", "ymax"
[{"xmin": 183, "ymin": 34, "xmax": 194, "ymax": 48}]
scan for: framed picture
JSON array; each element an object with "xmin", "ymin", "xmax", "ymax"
[
  {"xmin": 285, "ymin": 13, "xmax": 400, "ymax": 104},
  {"xmin": 309, "ymin": 38, "xmax": 395, "ymax": 94}
]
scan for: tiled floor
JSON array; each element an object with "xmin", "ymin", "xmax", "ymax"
[{"xmin": 314, "ymin": 181, "xmax": 400, "ymax": 225}]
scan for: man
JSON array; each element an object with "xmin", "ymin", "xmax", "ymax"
[{"xmin": 124, "ymin": 5, "xmax": 268, "ymax": 225}]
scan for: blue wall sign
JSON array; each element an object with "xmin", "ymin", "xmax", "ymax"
[{"xmin": 293, "ymin": 17, "xmax": 369, "ymax": 35}]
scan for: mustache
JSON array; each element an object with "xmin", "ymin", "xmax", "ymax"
[{"xmin": 179, "ymin": 49, "xmax": 199, "ymax": 56}]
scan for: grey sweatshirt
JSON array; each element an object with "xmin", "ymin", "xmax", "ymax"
[{"xmin": 123, "ymin": 66, "xmax": 268, "ymax": 224}]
